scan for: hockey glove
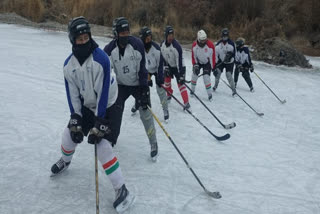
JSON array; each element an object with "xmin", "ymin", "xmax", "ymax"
[
  {"xmin": 224, "ymin": 51, "xmax": 233, "ymax": 63},
  {"xmin": 193, "ymin": 64, "xmax": 200, "ymax": 76},
  {"xmin": 137, "ymin": 86, "xmax": 151, "ymax": 110},
  {"xmin": 212, "ymin": 68, "xmax": 218, "ymax": 77},
  {"xmin": 68, "ymin": 113, "xmax": 83, "ymax": 144},
  {"xmin": 249, "ymin": 65, "xmax": 254, "ymax": 72},
  {"xmin": 164, "ymin": 66, "xmax": 171, "ymax": 77},
  {"xmin": 88, "ymin": 117, "xmax": 111, "ymax": 144}
]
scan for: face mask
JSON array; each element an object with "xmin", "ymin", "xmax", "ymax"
[
  {"xmin": 118, "ymin": 36, "xmax": 129, "ymax": 47},
  {"xmin": 144, "ymin": 42, "xmax": 152, "ymax": 50},
  {"xmin": 72, "ymin": 40, "xmax": 92, "ymax": 64},
  {"xmin": 222, "ymin": 36, "xmax": 228, "ymax": 41}
]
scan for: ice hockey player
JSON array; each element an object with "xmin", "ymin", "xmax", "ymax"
[
  {"xmin": 234, "ymin": 37, "xmax": 255, "ymax": 92},
  {"xmin": 131, "ymin": 26, "xmax": 169, "ymax": 122},
  {"xmin": 213, "ymin": 28, "xmax": 237, "ymax": 96},
  {"xmin": 160, "ymin": 25, "xmax": 191, "ymax": 110},
  {"xmin": 104, "ymin": 17, "xmax": 159, "ymax": 161},
  {"xmin": 190, "ymin": 29, "xmax": 216, "ymax": 101},
  {"xmin": 50, "ymin": 16, "xmax": 134, "ymax": 212}
]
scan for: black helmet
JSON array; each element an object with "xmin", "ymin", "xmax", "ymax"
[
  {"xmin": 221, "ymin": 28, "xmax": 229, "ymax": 37},
  {"xmin": 114, "ymin": 17, "xmax": 129, "ymax": 37},
  {"xmin": 236, "ymin": 37, "xmax": 245, "ymax": 48},
  {"xmin": 112, "ymin": 17, "xmax": 126, "ymax": 37},
  {"xmin": 140, "ymin": 26, "xmax": 152, "ymax": 42},
  {"xmin": 68, "ymin": 16, "xmax": 91, "ymax": 45},
  {"xmin": 164, "ymin": 25, "xmax": 174, "ymax": 38}
]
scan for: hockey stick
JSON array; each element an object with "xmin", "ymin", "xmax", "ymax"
[
  {"xmin": 221, "ymin": 78, "xmax": 264, "ymax": 117},
  {"xmin": 94, "ymin": 144, "xmax": 100, "ymax": 214},
  {"xmin": 185, "ymin": 61, "xmax": 224, "ymax": 84},
  {"xmin": 162, "ymin": 86, "xmax": 230, "ymax": 141},
  {"xmin": 253, "ymin": 71, "xmax": 286, "ymax": 104},
  {"xmin": 147, "ymin": 105, "xmax": 222, "ymax": 199},
  {"xmin": 184, "ymin": 83, "xmax": 236, "ymax": 129}
]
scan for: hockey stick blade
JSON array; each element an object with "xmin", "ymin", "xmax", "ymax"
[
  {"xmin": 205, "ymin": 190, "xmax": 222, "ymax": 199},
  {"xmin": 215, "ymin": 133, "xmax": 230, "ymax": 141},
  {"xmin": 257, "ymin": 112, "xmax": 264, "ymax": 117},
  {"xmin": 224, "ymin": 122, "xmax": 236, "ymax": 129},
  {"xmin": 281, "ymin": 99, "xmax": 286, "ymax": 104}
]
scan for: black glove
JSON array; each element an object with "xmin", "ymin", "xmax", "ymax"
[
  {"xmin": 193, "ymin": 64, "xmax": 200, "ymax": 76},
  {"xmin": 224, "ymin": 51, "xmax": 233, "ymax": 63},
  {"xmin": 249, "ymin": 64, "xmax": 254, "ymax": 72},
  {"xmin": 88, "ymin": 117, "xmax": 111, "ymax": 144},
  {"xmin": 212, "ymin": 68, "xmax": 218, "ymax": 77},
  {"xmin": 137, "ymin": 86, "xmax": 150, "ymax": 110},
  {"xmin": 164, "ymin": 66, "xmax": 170, "ymax": 77},
  {"xmin": 68, "ymin": 113, "xmax": 83, "ymax": 144},
  {"xmin": 236, "ymin": 64, "xmax": 243, "ymax": 72},
  {"xmin": 148, "ymin": 79, "xmax": 153, "ymax": 87}
]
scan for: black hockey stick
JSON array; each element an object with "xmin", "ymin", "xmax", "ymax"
[
  {"xmin": 162, "ymin": 86, "xmax": 230, "ymax": 141},
  {"xmin": 253, "ymin": 71, "xmax": 286, "ymax": 104},
  {"xmin": 94, "ymin": 144, "xmax": 100, "ymax": 214},
  {"xmin": 221, "ymin": 79, "xmax": 264, "ymax": 117},
  {"xmin": 184, "ymin": 83, "xmax": 236, "ymax": 129},
  {"xmin": 185, "ymin": 61, "xmax": 224, "ymax": 84},
  {"xmin": 147, "ymin": 106, "xmax": 222, "ymax": 199}
]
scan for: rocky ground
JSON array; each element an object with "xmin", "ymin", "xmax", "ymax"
[{"xmin": 0, "ymin": 12, "xmax": 315, "ymax": 68}]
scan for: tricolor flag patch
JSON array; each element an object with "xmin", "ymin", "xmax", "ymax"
[
  {"xmin": 61, "ymin": 145, "xmax": 75, "ymax": 156},
  {"xmin": 103, "ymin": 157, "xmax": 119, "ymax": 175}
]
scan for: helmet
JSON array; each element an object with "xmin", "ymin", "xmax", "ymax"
[
  {"xmin": 197, "ymin": 29, "xmax": 207, "ymax": 42},
  {"xmin": 235, "ymin": 37, "xmax": 245, "ymax": 48},
  {"xmin": 140, "ymin": 26, "xmax": 152, "ymax": 42},
  {"xmin": 164, "ymin": 25, "xmax": 174, "ymax": 38},
  {"xmin": 114, "ymin": 17, "xmax": 129, "ymax": 37},
  {"xmin": 68, "ymin": 16, "xmax": 91, "ymax": 45},
  {"xmin": 112, "ymin": 17, "xmax": 126, "ymax": 37},
  {"xmin": 221, "ymin": 28, "xmax": 229, "ymax": 37}
]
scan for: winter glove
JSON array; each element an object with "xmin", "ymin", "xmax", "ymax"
[
  {"xmin": 249, "ymin": 65, "xmax": 254, "ymax": 72},
  {"xmin": 137, "ymin": 86, "xmax": 151, "ymax": 110},
  {"xmin": 88, "ymin": 117, "xmax": 111, "ymax": 144},
  {"xmin": 193, "ymin": 64, "xmax": 200, "ymax": 76},
  {"xmin": 212, "ymin": 68, "xmax": 218, "ymax": 77},
  {"xmin": 164, "ymin": 66, "xmax": 170, "ymax": 77},
  {"xmin": 224, "ymin": 51, "xmax": 233, "ymax": 63},
  {"xmin": 68, "ymin": 113, "xmax": 84, "ymax": 144}
]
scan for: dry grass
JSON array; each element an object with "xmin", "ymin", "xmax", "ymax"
[{"xmin": 0, "ymin": 0, "xmax": 319, "ymax": 54}]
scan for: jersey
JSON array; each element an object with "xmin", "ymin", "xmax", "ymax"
[
  {"xmin": 145, "ymin": 41, "xmax": 164, "ymax": 82},
  {"xmin": 104, "ymin": 36, "xmax": 148, "ymax": 87},
  {"xmin": 215, "ymin": 39, "xmax": 236, "ymax": 64},
  {"xmin": 192, "ymin": 40, "xmax": 216, "ymax": 70},
  {"xmin": 235, "ymin": 46, "xmax": 252, "ymax": 67},
  {"xmin": 160, "ymin": 39, "xmax": 185, "ymax": 74},
  {"xmin": 63, "ymin": 47, "xmax": 118, "ymax": 118}
]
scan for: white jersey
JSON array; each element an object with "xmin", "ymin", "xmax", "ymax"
[
  {"xmin": 145, "ymin": 41, "xmax": 163, "ymax": 74},
  {"xmin": 160, "ymin": 39, "xmax": 185, "ymax": 73},
  {"xmin": 104, "ymin": 36, "xmax": 148, "ymax": 86},
  {"xmin": 63, "ymin": 48, "xmax": 118, "ymax": 118},
  {"xmin": 192, "ymin": 40, "xmax": 216, "ymax": 69},
  {"xmin": 215, "ymin": 39, "xmax": 236, "ymax": 64},
  {"xmin": 235, "ymin": 46, "xmax": 252, "ymax": 67}
]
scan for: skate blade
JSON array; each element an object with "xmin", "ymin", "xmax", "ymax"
[
  {"xmin": 115, "ymin": 192, "xmax": 136, "ymax": 213},
  {"xmin": 164, "ymin": 119, "xmax": 169, "ymax": 124},
  {"xmin": 50, "ymin": 166, "xmax": 69, "ymax": 177},
  {"xmin": 150, "ymin": 154, "xmax": 159, "ymax": 162}
]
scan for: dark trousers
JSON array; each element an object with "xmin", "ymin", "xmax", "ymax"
[
  {"xmin": 78, "ymin": 104, "xmax": 121, "ymax": 146},
  {"xmin": 234, "ymin": 67, "xmax": 253, "ymax": 88}
]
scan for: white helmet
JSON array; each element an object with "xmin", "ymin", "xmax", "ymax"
[{"xmin": 197, "ymin": 30, "xmax": 207, "ymax": 42}]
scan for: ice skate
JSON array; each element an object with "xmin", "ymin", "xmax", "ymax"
[
  {"xmin": 50, "ymin": 158, "xmax": 70, "ymax": 177},
  {"xmin": 163, "ymin": 109, "xmax": 169, "ymax": 123},
  {"xmin": 113, "ymin": 184, "xmax": 135, "ymax": 213},
  {"xmin": 150, "ymin": 142, "xmax": 158, "ymax": 162}
]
